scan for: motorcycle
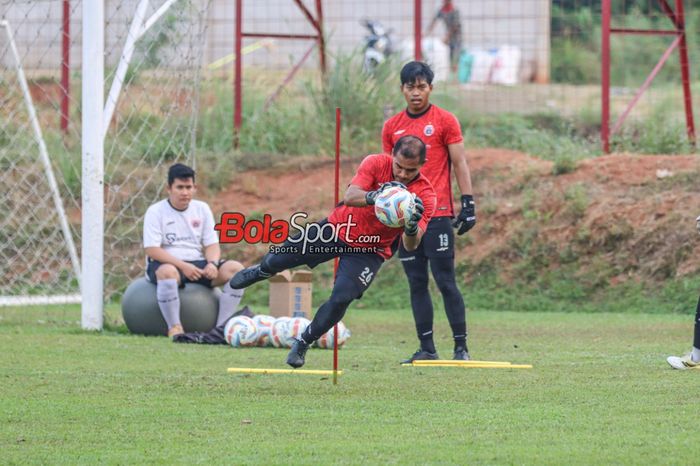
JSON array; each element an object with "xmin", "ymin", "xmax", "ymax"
[{"xmin": 361, "ymin": 19, "xmax": 395, "ymax": 73}]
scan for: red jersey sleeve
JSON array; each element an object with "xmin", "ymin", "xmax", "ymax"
[
  {"xmin": 349, "ymin": 154, "xmax": 380, "ymax": 191},
  {"xmin": 442, "ymin": 111, "xmax": 464, "ymax": 146},
  {"xmin": 417, "ymin": 190, "xmax": 436, "ymax": 233},
  {"xmin": 381, "ymin": 118, "xmax": 394, "ymax": 154}
]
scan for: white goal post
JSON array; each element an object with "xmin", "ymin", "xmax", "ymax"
[
  {"xmin": 83, "ymin": 0, "xmax": 189, "ymax": 329},
  {"xmin": 81, "ymin": 0, "xmax": 105, "ymax": 329}
]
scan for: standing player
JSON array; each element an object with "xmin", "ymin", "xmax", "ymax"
[
  {"xmin": 229, "ymin": 136, "xmax": 436, "ymax": 368},
  {"xmin": 427, "ymin": 0, "xmax": 463, "ymax": 73},
  {"xmin": 666, "ymin": 215, "xmax": 700, "ymax": 370},
  {"xmin": 143, "ymin": 163, "xmax": 245, "ymax": 339},
  {"xmin": 382, "ymin": 61, "xmax": 476, "ymax": 362}
]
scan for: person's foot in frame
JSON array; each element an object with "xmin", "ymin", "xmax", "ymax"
[
  {"xmin": 453, "ymin": 346, "xmax": 470, "ymax": 361},
  {"xmin": 167, "ymin": 324, "xmax": 184, "ymax": 339},
  {"xmin": 287, "ymin": 338, "xmax": 310, "ymax": 368},
  {"xmin": 667, "ymin": 353, "xmax": 700, "ymax": 370},
  {"xmin": 401, "ymin": 348, "xmax": 439, "ymax": 364},
  {"xmin": 228, "ymin": 264, "xmax": 271, "ymax": 289}
]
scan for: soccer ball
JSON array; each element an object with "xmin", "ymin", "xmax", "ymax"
[
  {"xmin": 270, "ymin": 316, "xmax": 311, "ymax": 348},
  {"xmin": 287, "ymin": 317, "xmax": 311, "ymax": 342},
  {"xmin": 374, "ymin": 186, "xmax": 415, "ymax": 228},
  {"xmin": 224, "ymin": 316, "xmax": 258, "ymax": 347},
  {"xmin": 316, "ymin": 321, "xmax": 351, "ymax": 349},
  {"xmin": 252, "ymin": 314, "xmax": 276, "ymax": 347},
  {"xmin": 270, "ymin": 317, "xmax": 291, "ymax": 348}
]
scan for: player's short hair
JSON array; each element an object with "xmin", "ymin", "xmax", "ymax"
[
  {"xmin": 400, "ymin": 61, "xmax": 434, "ymax": 86},
  {"xmin": 167, "ymin": 163, "xmax": 195, "ymax": 186},
  {"xmin": 393, "ymin": 135, "xmax": 426, "ymax": 164}
]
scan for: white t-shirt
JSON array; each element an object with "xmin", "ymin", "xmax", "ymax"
[{"xmin": 143, "ymin": 199, "xmax": 218, "ymax": 261}]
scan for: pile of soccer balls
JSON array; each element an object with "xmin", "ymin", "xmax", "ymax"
[{"xmin": 223, "ymin": 315, "xmax": 351, "ymax": 349}]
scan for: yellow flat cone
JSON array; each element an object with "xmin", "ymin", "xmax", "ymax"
[
  {"xmin": 412, "ymin": 360, "xmax": 512, "ymax": 366},
  {"xmin": 227, "ymin": 368, "xmax": 343, "ymax": 376},
  {"xmin": 403, "ymin": 363, "xmax": 532, "ymax": 369}
]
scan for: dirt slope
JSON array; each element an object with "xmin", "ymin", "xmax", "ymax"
[{"xmin": 215, "ymin": 149, "xmax": 700, "ymax": 285}]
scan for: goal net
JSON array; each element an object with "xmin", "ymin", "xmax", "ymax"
[{"xmin": 0, "ymin": 0, "xmax": 209, "ymax": 306}]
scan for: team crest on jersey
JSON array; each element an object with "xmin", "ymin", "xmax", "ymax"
[
  {"xmin": 423, "ymin": 124, "xmax": 434, "ymax": 136},
  {"xmin": 191, "ymin": 219, "xmax": 201, "ymax": 228}
]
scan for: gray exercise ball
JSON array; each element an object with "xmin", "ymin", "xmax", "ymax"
[{"xmin": 121, "ymin": 277, "xmax": 221, "ymax": 336}]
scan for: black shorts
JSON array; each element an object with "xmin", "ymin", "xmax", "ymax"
[
  {"xmin": 267, "ymin": 248, "xmax": 383, "ymax": 300},
  {"xmin": 263, "ymin": 218, "xmax": 384, "ymax": 297},
  {"xmin": 146, "ymin": 258, "xmax": 226, "ymax": 288},
  {"xmin": 398, "ymin": 216, "xmax": 454, "ymax": 260},
  {"xmin": 336, "ymin": 252, "xmax": 384, "ymax": 298}
]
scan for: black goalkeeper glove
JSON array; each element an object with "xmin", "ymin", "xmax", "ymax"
[
  {"xmin": 453, "ymin": 194, "xmax": 476, "ymax": 235},
  {"xmin": 365, "ymin": 181, "xmax": 407, "ymax": 205},
  {"xmin": 404, "ymin": 195, "xmax": 424, "ymax": 236}
]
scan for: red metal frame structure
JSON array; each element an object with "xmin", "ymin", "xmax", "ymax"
[
  {"xmin": 601, "ymin": 0, "xmax": 695, "ymax": 153},
  {"xmin": 414, "ymin": 0, "xmax": 422, "ymax": 61},
  {"xmin": 60, "ymin": 0, "xmax": 70, "ymax": 133},
  {"xmin": 233, "ymin": 0, "xmax": 326, "ymax": 146}
]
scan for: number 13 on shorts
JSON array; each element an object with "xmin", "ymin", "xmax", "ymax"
[{"xmin": 437, "ymin": 233, "xmax": 449, "ymax": 252}]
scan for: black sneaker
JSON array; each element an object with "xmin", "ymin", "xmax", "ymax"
[
  {"xmin": 286, "ymin": 338, "xmax": 310, "ymax": 368},
  {"xmin": 232, "ymin": 305, "xmax": 255, "ymax": 318},
  {"xmin": 172, "ymin": 324, "xmax": 227, "ymax": 345},
  {"xmin": 229, "ymin": 265, "xmax": 271, "ymax": 289},
  {"xmin": 453, "ymin": 347, "xmax": 470, "ymax": 361},
  {"xmin": 401, "ymin": 349, "xmax": 439, "ymax": 364}
]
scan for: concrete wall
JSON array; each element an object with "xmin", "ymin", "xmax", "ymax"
[{"xmin": 1, "ymin": 0, "xmax": 550, "ymax": 81}]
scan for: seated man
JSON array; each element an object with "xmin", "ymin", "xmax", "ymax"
[{"xmin": 143, "ymin": 163, "xmax": 244, "ymax": 339}]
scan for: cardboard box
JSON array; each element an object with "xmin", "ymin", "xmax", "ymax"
[{"xmin": 268, "ymin": 270, "xmax": 312, "ymax": 318}]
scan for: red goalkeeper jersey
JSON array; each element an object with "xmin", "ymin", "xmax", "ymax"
[
  {"xmin": 382, "ymin": 104, "xmax": 463, "ymax": 217},
  {"xmin": 327, "ymin": 154, "xmax": 436, "ymax": 259}
]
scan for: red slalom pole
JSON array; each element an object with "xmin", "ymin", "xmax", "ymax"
[
  {"xmin": 675, "ymin": 0, "xmax": 695, "ymax": 144},
  {"xmin": 601, "ymin": 0, "xmax": 610, "ymax": 153},
  {"xmin": 333, "ymin": 107, "xmax": 341, "ymax": 385},
  {"xmin": 414, "ymin": 0, "xmax": 422, "ymax": 61},
  {"xmin": 233, "ymin": 0, "xmax": 242, "ymax": 148}
]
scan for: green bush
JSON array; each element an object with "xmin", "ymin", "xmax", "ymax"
[
  {"xmin": 196, "ymin": 52, "xmax": 403, "ymax": 161},
  {"xmin": 460, "ymin": 112, "xmax": 597, "ymax": 162},
  {"xmin": 551, "ymin": 5, "xmax": 700, "ymax": 86}
]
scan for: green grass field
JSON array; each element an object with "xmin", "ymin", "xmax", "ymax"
[{"xmin": 1, "ymin": 305, "xmax": 697, "ymax": 464}]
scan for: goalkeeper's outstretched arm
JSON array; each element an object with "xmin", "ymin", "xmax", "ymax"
[{"xmin": 344, "ymin": 184, "xmax": 373, "ymax": 207}]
